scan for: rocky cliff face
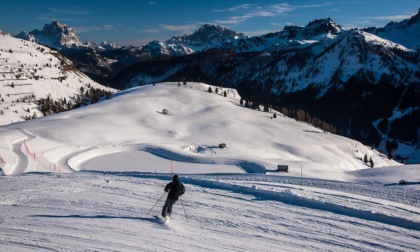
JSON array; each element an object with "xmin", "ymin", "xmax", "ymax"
[{"xmin": 16, "ymin": 21, "xmax": 83, "ymax": 50}]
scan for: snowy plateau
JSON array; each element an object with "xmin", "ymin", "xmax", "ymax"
[{"xmin": 0, "ymin": 81, "xmax": 419, "ymax": 251}]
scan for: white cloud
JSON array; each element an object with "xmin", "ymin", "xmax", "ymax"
[
  {"xmin": 228, "ymin": 4, "xmax": 252, "ymax": 12},
  {"xmin": 365, "ymin": 13, "xmax": 416, "ymax": 21},
  {"xmin": 213, "ymin": 4, "xmax": 251, "ymax": 12},
  {"xmin": 212, "ymin": 2, "xmax": 331, "ymax": 26}
]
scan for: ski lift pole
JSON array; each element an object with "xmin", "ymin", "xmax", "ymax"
[
  {"xmin": 147, "ymin": 192, "xmax": 167, "ymax": 215},
  {"xmin": 180, "ymin": 196, "xmax": 189, "ymax": 222}
]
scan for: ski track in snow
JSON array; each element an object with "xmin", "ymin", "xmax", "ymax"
[{"xmin": 1, "ymin": 172, "xmax": 419, "ymax": 251}]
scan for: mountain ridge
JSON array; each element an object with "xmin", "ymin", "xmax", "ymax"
[{"xmin": 363, "ymin": 8, "xmax": 420, "ymax": 50}]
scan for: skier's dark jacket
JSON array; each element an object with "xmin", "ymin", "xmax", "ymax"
[{"xmin": 164, "ymin": 175, "xmax": 185, "ymax": 200}]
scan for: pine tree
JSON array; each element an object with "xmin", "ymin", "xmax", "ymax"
[{"xmin": 369, "ymin": 157, "xmax": 374, "ymax": 168}]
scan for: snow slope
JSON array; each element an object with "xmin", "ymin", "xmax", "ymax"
[
  {"xmin": 0, "ymin": 82, "xmax": 418, "ymax": 251},
  {"xmin": 0, "ymin": 34, "xmax": 116, "ymax": 125},
  {"xmin": 0, "ymin": 171, "xmax": 419, "ymax": 251},
  {"xmin": 0, "ymin": 82, "xmax": 400, "ymax": 177}
]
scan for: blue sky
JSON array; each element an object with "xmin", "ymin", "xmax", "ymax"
[{"xmin": 1, "ymin": 0, "xmax": 419, "ymax": 46}]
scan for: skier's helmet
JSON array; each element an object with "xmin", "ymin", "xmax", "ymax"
[{"xmin": 173, "ymin": 174, "xmax": 179, "ymax": 182}]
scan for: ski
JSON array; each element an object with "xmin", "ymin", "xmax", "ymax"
[{"xmin": 153, "ymin": 215, "xmax": 171, "ymax": 223}]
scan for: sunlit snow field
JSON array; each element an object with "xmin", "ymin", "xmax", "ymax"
[{"xmin": 0, "ymin": 82, "xmax": 419, "ymax": 251}]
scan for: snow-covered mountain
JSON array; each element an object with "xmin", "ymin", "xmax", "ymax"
[
  {"xmin": 363, "ymin": 8, "xmax": 420, "ymax": 50},
  {"xmin": 16, "ymin": 21, "xmax": 120, "ymax": 51},
  {"xmin": 0, "ymin": 33, "xmax": 116, "ymax": 125},
  {"xmin": 15, "ymin": 11, "xmax": 419, "ymax": 61},
  {"xmin": 166, "ymin": 24, "xmax": 244, "ymax": 53},
  {"xmin": 175, "ymin": 24, "xmax": 244, "ymax": 46},
  {"xmin": 109, "ymin": 14, "xmax": 419, "ymax": 164},
  {"xmin": 139, "ymin": 20, "xmax": 342, "ymax": 57},
  {"xmin": 139, "ymin": 24, "xmax": 244, "ymax": 58},
  {"xmin": 16, "ymin": 21, "xmax": 83, "ymax": 50},
  {"xmin": 218, "ymin": 18, "xmax": 343, "ymax": 53}
]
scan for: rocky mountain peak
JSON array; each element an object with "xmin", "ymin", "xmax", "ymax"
[
  {"xmin": 304, "ymin": 18, "xmax": 343, "ymax": 36},
  {"xmin": 407, "ymin": 8, "xmax": 420, "ymax": 26},
  {"xmin": 170, "ymin": 24, "xmax": 244, "ymax": 46},
  {"xmin": 18, "ymin": 21, "xmax": 82, "ymax": 49},
  {"xmin": 40, "ymin": 21, "xmax": 67, "ymax": 35},
  {"xmin": 280, "ymin": 17, "xmax": 343, "ymax": 40}
]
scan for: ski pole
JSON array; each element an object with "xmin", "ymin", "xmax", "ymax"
[
  {"xmin": 147, "ymin": 192, "xmax": 167, "ymax": 215},
  {"xmin": 180, "ymin": 196, "xmax": 189, "ymax": 222}
]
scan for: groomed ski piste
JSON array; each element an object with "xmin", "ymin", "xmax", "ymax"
[{"xmin": 0, "ymin": 82, "xmax": 419, "ymax": 251}]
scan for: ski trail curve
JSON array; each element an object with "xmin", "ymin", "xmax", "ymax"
[
  {"xmin": 9, "ymin": 129, "xmax": 36, "ymax": 175},
  {"xmin": 65, "ymin": 143, "xmax": 269, "ymax": 174}
]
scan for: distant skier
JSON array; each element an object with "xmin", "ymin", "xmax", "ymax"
[{"xmin": 162, "ymin": 174, "xmax": 185, "ymax": 218}]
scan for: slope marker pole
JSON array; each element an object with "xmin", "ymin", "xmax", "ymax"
[{"xmin": 301, "ymin": 166, "xmax": 303, "ymax": 186}]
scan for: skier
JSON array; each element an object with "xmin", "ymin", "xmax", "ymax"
[{"xmin": 162, "ymin": 174, "xmax": 185, "ymax": 218}]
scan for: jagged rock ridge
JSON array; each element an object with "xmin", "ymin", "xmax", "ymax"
[{"xmin": 16, "ymin": 21, "xmax": 83, "ymax": 50}]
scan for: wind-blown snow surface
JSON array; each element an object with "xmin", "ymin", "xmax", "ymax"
[
  {"xmin": 0, "ymin": 82, "xmax": 419, "ymax": 251},
  {"xmin": 0, "ymin": 172, "xmax": 419, "ymax": 251}
]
